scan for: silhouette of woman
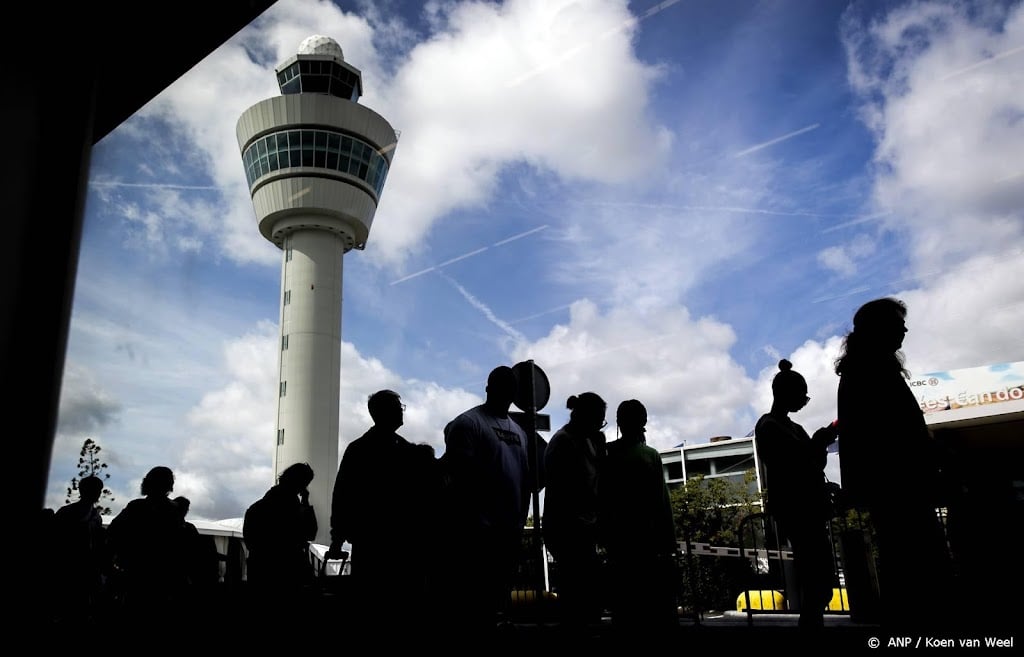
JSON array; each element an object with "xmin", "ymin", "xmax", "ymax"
[
  {"xmin": 755, "ymin": 359, "xmax": 837, "ymax": 629},
  {"xmin": 835, "ymin": 297, "xmax": 953, "ymax": 628},
  {"xmin": 543, "ymin": 391, "xmax": 607, "ymax": 631}
]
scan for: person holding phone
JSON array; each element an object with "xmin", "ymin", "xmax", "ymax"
[{"xmin": 755, "ymin": 359, "xmax": 838, "ymax": 630}]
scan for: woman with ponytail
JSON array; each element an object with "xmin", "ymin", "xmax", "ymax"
[
  {"xmin": 755, "ymin": 359, "xmax": 838, "ymax": 629},
  {"xmin": 542, "ymin": 391, "xmax": 607, "ymax": 632}
]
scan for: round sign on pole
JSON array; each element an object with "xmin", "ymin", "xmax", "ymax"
[{"xmin": 512, "ymin": 360, "xmax": 550, "ymax": 412}]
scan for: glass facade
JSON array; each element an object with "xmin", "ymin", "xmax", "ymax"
[
  {"xmin": 242, "ymin": 128, "xmax": 389, "ymax": 197},
  {"xmin": 277, "ymin": 60, "xmax": 360, "ymax": 101}
]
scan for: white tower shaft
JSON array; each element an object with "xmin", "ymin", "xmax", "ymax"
[{"xmin": 273, "ymin": 228, "xmax": 345, "ymax": 541}]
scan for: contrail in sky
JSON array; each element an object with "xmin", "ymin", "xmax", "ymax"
[
  {"xmin": 509, "ymin": 303, "xmax": 575, "ymax": 324},
  {"xmin": 88, "ymin": 181, "xmax": 220, "ymax": 190},
  {"xmin": 940, "ymin": 44, "xmax": 1024, "ymax": 81},
  {"xmin": 581, "ymin": 200, "xmax": 857, "ymax": 220},
  {"xmin": 437, "ymin": 270, "xmax": 526, "ymax": 343},
  {"xmin": 820, "ymin": 211, "xmax": 890, "ymax": 233},
  {"xmin": 734, "ymin": 123, "xmax": 820, "ymax": 157},
  {"xmin": 391, "ymin": 225, "xmax": 548, "ymax": 285}
]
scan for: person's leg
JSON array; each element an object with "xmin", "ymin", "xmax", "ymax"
[{"xmin": 790, "ymin": 522, "xmax": 834, "ymax": 629}]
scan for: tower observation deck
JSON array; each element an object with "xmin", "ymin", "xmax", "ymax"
[{"xmin": 236, "ymin": 35, "xmax": 398, "ymax": 544}]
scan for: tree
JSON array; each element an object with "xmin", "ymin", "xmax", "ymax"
[
  {"xmin": 66, "ymin": 438, "xmax": 115, "ymax": 515},
  {"xmin": 670, "ymin": 471, "xmax": 761, "ymax": 613}
]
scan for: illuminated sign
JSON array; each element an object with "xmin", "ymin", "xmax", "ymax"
[{"xmin": 912, "ymin": 361, "xmax": 1024, "ymax": 415}]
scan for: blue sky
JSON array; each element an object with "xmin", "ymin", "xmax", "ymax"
[{"xmin": 48, "ymin": 0, "xmax": 1024, "ymax": 522}]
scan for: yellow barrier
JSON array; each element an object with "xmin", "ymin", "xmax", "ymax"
[
  {"xmin": 736, "ymin": 588, "xmax": 848, "ymax": 612},
  {"xmin": 736, "ymin": 590, "xmax": 786, "ymax": 611},
  {"xmin": 827, "ymin": 587, "xmax": 849, "ymax": 611},
  {"xmin": 510, "ymin": 589, "xmax": 558, "ymax": 605}
]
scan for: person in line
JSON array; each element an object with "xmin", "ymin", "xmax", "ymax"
[
  {"xmin": 436, "ymin": 365, "xmax": 531, "ymax": 636},
  {"xmin": 243, "ymin": 462, "xmax": 318, "ymax": 619},
  {"xmin": 835, "ymin": 297, "xmax": 954, "ymax": 629},
  {"xmin": 542, "ymin": 391, "xmax": 607, "ymax": 633},
  {"xmin": 107, "ymin": 466, "xmax": 189, "ymax": 619},
  {"xmin": 173, "ymin": 495, "xmax": 226, "ymax": 613},
  {"xmin": 599, "ymin": 399, "xmax": 678, "ymax": 635},
  {"xmin": 52, "ymin": 475, "xmax": 109, "ymax": 625},
  {"xmin": 755, "ymin": 359, "xmax": 838, "ymax": 630},
  {"xmin": 327, "ymin": 389, "xmax": 441, "ymax": 633}
]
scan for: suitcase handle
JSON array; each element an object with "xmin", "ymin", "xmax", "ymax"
[{"xmin": 319, "ymin": 549, "xmax": 349, "ymax": 577}]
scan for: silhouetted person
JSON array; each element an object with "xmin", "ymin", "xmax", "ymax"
[
  {"xmin": 243, "ymin": 462, "xmax": 318, "ymax": 619},
  {"xmin": 107, "ymin": 466, "xmax": 189, "ymax": 620},
  {"xmin": 835, "ymin": 297, "xmax": 953, "ymax": 629},
  {"xmin": 599, "ymin": 399, "xmax": 678, "ymax": 635},
  {"xmin": 543, "ymin": 391, "xmax": 607, "ymax": 632},
  {"xmin": 328, "ymin": 389, "xmax": 441, "ymax": 634},
  {"xmin": 173, "ymin": 495, "xmax": 225, "ymax": 612},
  {"xmin": 52, "ymin": 475, "xmax": 109, "ymax": 625},
  {"xmin": 755, "ymin": 359, "xmax": 838, "ymax": 630},
  {"xmin": 436, "ymin": 365, "xmax": 531, "ymax": 636}
]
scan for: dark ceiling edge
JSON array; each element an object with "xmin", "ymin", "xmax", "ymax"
[{"xmin": 92, "ymin": 1, "xmax": 279, "ymax": 143}]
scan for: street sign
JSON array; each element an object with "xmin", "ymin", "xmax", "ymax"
[
  {"xmin": 510, "ymin": 411, "xmax": 550, "ymax": 432},
  {"xmin": 512, "ymin": 360, "xmax": 550, "ymax": 412}
]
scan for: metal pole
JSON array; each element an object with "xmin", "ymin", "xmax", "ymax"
[{"xmin": 524, "ymin": 360, "xmax": 544, "ymax": 600}]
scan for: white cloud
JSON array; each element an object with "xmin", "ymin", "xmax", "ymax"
[
  {"xmin": 842, "ymin": 2, "xmax": 1024, "ymax": 273},
  {"xmin": 837, "ymin": 1, "xmax": 1024, "ymax": 371},
  {"xmin": 817, "ymin": 233, "xmax": 876, "ymax": 277},
  {"xmin": 369, "ymin": 0, "xmax": 672, "ymax": 264},
  {"xmin": 512, "ymin": 300, "xmax": 759, "ymax": 451},
  {"xmin": 897, "ymin": 250, "xmax": 1024, "ymax": 374}
]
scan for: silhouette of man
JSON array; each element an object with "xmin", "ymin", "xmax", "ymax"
[
  {"xmin": 436, "ymin": 365, "xmax": 531, "ymax": 635},
  {"xmin": 599, "ymin": 399, "xmax": 679, "ymax": 635},
  {"xmin": 328, "ymin": 389, "xmax": 440, "ymax": 633},
  {"xmin": 173, "ymin": 495, "xmax": 225, "ymax": 613},
  {"xmin": 53, "ymin": 475, "xmax": 108, "ymax": 624}
]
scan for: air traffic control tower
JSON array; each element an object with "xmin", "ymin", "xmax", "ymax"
[{"xmin": 237, "ymin": 35, "xmax": 397, "ymax": 544}]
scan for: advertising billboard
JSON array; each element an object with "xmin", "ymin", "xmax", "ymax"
[{"xmin": 910, "ymin": 361, "xmax": 1024, "ymax": 419}]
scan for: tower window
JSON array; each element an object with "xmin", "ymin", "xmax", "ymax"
[
  {"xmin": 280, "ymin": 381, "xmax": 287, "ymax": 397},
  {"xmin": 284, "ymin": 290, "xmax": 291, "ymax": 305},
  {"xmin": 242, "ymin": 128, "xmax": 390, "ymax": 196},
  {"xmin": 282, "ymin": 334, "xmax": 289, "ymax": 350},
  {"xmin": 277, "ymin": 428, "xmax": 285, "ymax": 446}
]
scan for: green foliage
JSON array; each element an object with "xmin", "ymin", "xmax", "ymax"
[
  {"xmin": 66, "ymin": 438, "xmax": 116, "ymax": 515},
  {"xmin": 670, "ymin": 471, "xmax": 762, "ymax": 612}
]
